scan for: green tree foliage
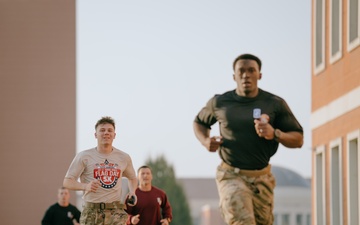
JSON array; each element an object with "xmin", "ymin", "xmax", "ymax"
[{"xmin": 144, "ymin": 155, "xmax": 193, "ymax": 225}]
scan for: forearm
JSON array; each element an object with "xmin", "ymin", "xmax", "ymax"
[
  {"xmin": 128, "ymin": 178, "xmax": 138, "ymax": 194},
  {"xmin": 162, "ymin": 207, "xmax": 172, "ymax": 222},
  {"xmin": 63, "ymin": 178, "xmax": 86, "ymax": 191},
  {"xmin": 72, "ymin": 218, "xmax": 80, "ymax": 225},
  {"xmin": 193, "ymin": 122, "xmax": 210, "ymax": 145},
  {"xmin": 41, "ymin": 217, "xmax": 51, "ymax": 225},
  {"xmin": 126, "ymin": 215, "xmax": 132, "ymax": 225},
  {"xmin": 277, "ymin": 131, "xmax": 303, "ymax": 148}
]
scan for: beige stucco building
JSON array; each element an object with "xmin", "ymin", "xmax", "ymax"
[{"xmin": 0, "ymin": 1, "xmax": 76, "ymax": 225}]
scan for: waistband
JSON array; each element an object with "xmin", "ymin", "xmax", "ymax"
[
  {"xmin": 83, "ymin": 201, "xmax": 125, "ymax": 210},
  {"xmin": 220, "ymin": 162, "xmax": 271, "ymax": 177}
]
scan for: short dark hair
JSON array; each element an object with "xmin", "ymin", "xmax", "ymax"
[
  {"xmin": 137, "ymin": 165, "xmax": 152, "ymax": 173},
  {"xmin": 232, "ymin": 53, "xmax": 262, "ymax": 71},
  {"xmin": 95, "ymin": 116, "xmax": 116, "ymax": 130},
  {"xmin": 58, "ymin": 186, "xmax": 69, "ymax": 193}
]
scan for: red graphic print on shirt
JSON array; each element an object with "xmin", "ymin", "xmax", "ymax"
[{"xmin": 93, "ymin": 159, "xmax": 121, "ymax": 189}]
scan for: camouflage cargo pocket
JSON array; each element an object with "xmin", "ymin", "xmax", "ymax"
[
  {"xmin": 105, "ymin": 208, "xmax": 128, "ymax": 225},
  {"xmin": 80, "ymin": 208, "xmax": 97, "ymax": 225},
  {"xmin": 252, "ymin": 174, "xmax": 275, "ymax": 225}
]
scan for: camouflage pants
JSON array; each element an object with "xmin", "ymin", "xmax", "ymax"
[
  {"xmin": 215, "ymin": 163, "xmax": 276, "ymax": 225},
  {"xmin": 80, "ymin": 207, "xmax": 128, "ymax": 225}
]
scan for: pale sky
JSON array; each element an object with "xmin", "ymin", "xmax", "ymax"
[{"xmin": 76, "ymin": 0, "xmax": 312, "ymax": 178}]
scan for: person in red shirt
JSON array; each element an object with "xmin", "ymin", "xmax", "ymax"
[{"xmin": 126, "ymin": 166, "xmax": 172, "ymax": 225}]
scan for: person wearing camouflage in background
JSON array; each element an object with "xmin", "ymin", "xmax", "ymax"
[{"xmin": 193, "ymin": 53, "xmax": 303, "ymax": 225}]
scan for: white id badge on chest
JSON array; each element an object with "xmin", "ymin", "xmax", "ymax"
[{"xmin": 253, "ymin": 108, "xmax": 261, "ymax": 119}]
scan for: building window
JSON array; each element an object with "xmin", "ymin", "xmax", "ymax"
[
  {"xmin": 329, "ymin": 138, "xmax": 343, "ymax": 225},
  {"xmin": 348, "ymin": 0, "xmax": 360, "ymax": 51},
  {"xmin": 306, "ymin": 214, "xmax": 311, "ymax": 225},
  {"xmin": 274, "ymin": 213, "xmax": 279, "ymax": 225},
  {"xmin": 314, "ymin": 0, "xmax": 325, "ymax": 74},
  {"xmin": 315, "ymin": 145, "xmax": 326, "ymax": 225},
  {"xmin": 296, "ymin": 214, "xmax": 303, "ymax": 225},
  {"xmin": 281, "ymin": 214, "xmax": 290, "ymax": 225},
  {"xmin": 330, "ymin": 0, "xmax": 342, "ymax": 63},
  {"xmin": 347, "ymin": 130, "xmax": 360, "ymax": 225}
]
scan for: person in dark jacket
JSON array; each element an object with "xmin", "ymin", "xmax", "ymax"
[{"xmin": 42, "ymin": 186, "xmax": 81, "ymax": 225}]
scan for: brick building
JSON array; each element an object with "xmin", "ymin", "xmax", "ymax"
[{"xmin": 311, "ymin": 0, "xmax": 360, "ymax": 224}]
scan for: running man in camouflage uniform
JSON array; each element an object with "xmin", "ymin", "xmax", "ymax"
[
  {"xmin": 63, "ymin": 116, "xmax": 138, "ymax": 225},
  {"xmin": 193, "ymin": 54, "xmax": 303, "ymax": 225}
]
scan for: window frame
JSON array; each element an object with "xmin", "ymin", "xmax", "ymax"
[
  {"xmin": 329, "ymin": 137, "xmax": 343, "ymax": 225},
  {"xmin": 346, "ymin": 130, "xmax": 360, "ymax": 225},
  {"xmin": 315, "ymin": 145, "xmax": 326, "ymax": 225},
  {"xmin": 330, "ymin": 0, "xmax": 342, "ymax": 63},
  {"xmin": 347, "ymin": 0, "xmax": 360, "ymax": 51},
  {"xmin": 314, "ymin": 0, "xmax": 326, "ymax": 74}
]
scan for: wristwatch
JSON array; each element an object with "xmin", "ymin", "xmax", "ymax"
[{"xmin": 274, "ymin": 129, "xmax": 281, "ymax": 142}]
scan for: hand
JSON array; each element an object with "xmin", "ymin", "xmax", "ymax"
[
  {"xmin": 72, "ymin": 219, "xmax": 80, "ymax": 225},
  {"xmin": 204, "ymin": 136, "xmax": 223, "ymax": 152},
  {"xmin": 126, "ymin": 193, "xmax": 138, "ymax": 206},
  {"xmin": 160, "ymin": 218, "xmax": 170, "ymax": 225},
  {"xmin": 254, "ymin": 114, "xmax": 274, "ymax": 140},
  {"xmin": 131, "ymin": 214, "xmax": 140, "ymax": 224},
  {"xmin": 85, "ymin": 179, "xmax": 101, "ymax": 192}
]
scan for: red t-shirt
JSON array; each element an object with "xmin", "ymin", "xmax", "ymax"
[{"xmin": 126, "ymin": 186, "xmax": 172, "ymax": 225}]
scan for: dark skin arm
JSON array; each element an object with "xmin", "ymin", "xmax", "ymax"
[
  {"xmin": 254, "ymin": 114, "xmax": 303, "ymax": 148},
  {"xmin": 193, "ymin": 122, "xmax": 223, "ymax": 152},
  {"xmin": 194, "ymin": 114, "xmax": 303, "ymax": 151}
]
